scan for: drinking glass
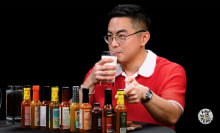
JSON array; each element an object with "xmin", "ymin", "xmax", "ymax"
[
  {"xmin": 6, "ymin": 85, "xmax": 23, "ymax": 124},
  {"xmin": 100, "ymin": 51, "xmax": 117, "ymax": 86}
]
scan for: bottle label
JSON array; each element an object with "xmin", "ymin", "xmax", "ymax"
[
  {"xmin": 62, "ymin": 107, "xmax": 70, "ymax": 129},
  {"xmin": 34, "ymin": 106, "xmax": 40, "ymax": 126},
  {"xmin": 83, "ymin": 109, "xmax": 92, "ymax": 130},
  {"xmin": 120, "ymin": 112, "xmax": 127, "ymax": 133},
  {"xmin": 102, "ymin": 111, "xmax": 105, "ymax": 133},
  {"xmin": 59, "ymin": 107, "xmax": 61, "ymax": 125},
  {"xmin": 79, "ymin": 109, "xmax": 83, "ymax": 129},
  {"xmin": 24, "ymin": 106, "xmax": 31, "ymax": 126},
  {"xmin": 52, "ymin": 108, "xmax": 60, "ymax": 128},
  {"xmin": 106, "ymin": 114, "xmax": 115, "ymax": 133},
  {"xmin": 75, "ymin": 110, "xmax": 79, "ymax": 129},
  {"xmin": 40, "ymin": 106, "xmax": 46, "ymax": 127},
  {"xmin": 98, "ymin": 114, "xmax": 102, "ymax": 130}
]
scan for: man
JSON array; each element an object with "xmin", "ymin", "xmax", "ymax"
[{"xmin": 80, "ymin": 4, "xmax": 186, "ymax": 130}]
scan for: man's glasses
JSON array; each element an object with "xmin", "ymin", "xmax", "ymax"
[{"xmin": 104, "ymin": 30, "xmax": 146, "ymax": 45}]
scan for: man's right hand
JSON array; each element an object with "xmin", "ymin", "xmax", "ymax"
[{"xmin": 81, "ymin": 58, "xmax": 117, "ymax": 95}]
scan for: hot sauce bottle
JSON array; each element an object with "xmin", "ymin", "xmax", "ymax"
[
  {"xmin": 92, "ymin": 102, "xmax": 102, "ymax": 133},
  {"xmin": 49, "ymin": 86, "xmax": 60, "ymax": 130},
  {"xmin": 60, "ymin": 86, "xmax": 70, "ymax": 131},
  {"xmin": 103, "ymin": 88, "xmax": 115, "ymax": 133},
  {"xmin": 30, "ymin": 85, "xmax": 41, "ymax": 128},
  {"xmin": 40, "ymin": 86, "xmax": 51, "ymax": 129},
  {"xmin": 79, "ymin": 88, "xmax": 92, "ymax": 132},
  {"xmin": 114, "ymin": 89, "xmax": 127, "ymax": 133},
  {"xmin": 21, "ymin": 85, "xmax": 31, "ymax": 128},
  {"xmin": 70, "ymin": 86, "xmax": 80, "ymax": 132}
]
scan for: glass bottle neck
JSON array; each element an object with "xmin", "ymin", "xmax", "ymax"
[
  {"xmin": 51, "ymin": 91, "xmax": 59, "ymax": 102},
  {"xmin": 105, "ymin": 93, "xmax": 112, "ymax": 105},
  {"xmin": 33, "ymin": 90, "xmax": 39, "ymax": 100},
  {"xmin": 82, "ymin": 88, "xmax": 89, "ymax": 103},
  {"xmin": 23, "ymin": 90, "xmax": 30, "ymax": 100},
  {"xmin": 117, "ymin": 94, "xmax": 124, "ymax": 105},
  {"xmin": 72, "ymin": 86, "xmax": 79, "ymax": 103},
  {"xmin": 73, "ymin": 94, "xmax": 79, "ymax": 103},
  {"xmin": 62, "ymin": 91, "xmax": 69, "ymax": 102},
  {"xmin": 42, "ymin": 86, "xmax": 51, "ymax": 101},
  {"xmin": 82, "ymin": 94, "xmax": 89, "ymax": 103}
]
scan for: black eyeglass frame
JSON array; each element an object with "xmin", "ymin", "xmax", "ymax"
[{"xmin": 104, "ymin": 30, "xmax": 146, "ymax": 45}]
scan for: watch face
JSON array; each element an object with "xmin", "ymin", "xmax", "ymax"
[
  {"xmin": 147, "ymin": 89, "xmax": 153, "ymax": 99},
  {"xmin": 141, "ymin": 89, "xmax": 152, "ymax": 103}
]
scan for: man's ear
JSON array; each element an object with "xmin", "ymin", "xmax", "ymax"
[{"xmin": 141, "ymin": 31, "xmax": 150, "ymax": 47}]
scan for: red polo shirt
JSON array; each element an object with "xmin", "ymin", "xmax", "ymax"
[{"xmin": 84, "ymin": 50, "xmax": 187, "ymax": 129}]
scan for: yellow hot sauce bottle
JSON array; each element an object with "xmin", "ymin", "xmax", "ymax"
[
  {"xmin": 114, "ymin": 89, "xmax": 127, "ymax": 133},
  {"xmin": 21, "ymin": 85, "xmax": 31, "ymax": 128},
  {"xmin": 49, "ymin": 86, "xmax": 60, "ymax": 130},
  {"xmin": 70, "ymin": 86, "xmax": 80, "ymax": 132}
]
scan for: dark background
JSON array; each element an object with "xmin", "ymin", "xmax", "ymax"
[{"xmin": 0, "ymin": 2, "xmax": 219, "ymax": 133}]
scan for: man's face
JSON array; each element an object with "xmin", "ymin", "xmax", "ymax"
[{"xmin": 107, "ymin": 17, "xmax": 145, "ymax": 64}]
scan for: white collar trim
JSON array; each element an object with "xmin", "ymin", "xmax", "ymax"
[{"xmin": 116, "ymin": 50, "xmax": 157, "ymax": 78}]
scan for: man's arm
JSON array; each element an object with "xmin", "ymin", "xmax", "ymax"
[{"xmin": 124, "ymin": 77, "xmax": 184, "ymax": 126}]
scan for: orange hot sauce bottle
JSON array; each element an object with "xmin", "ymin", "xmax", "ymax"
[
  {"xmin": 21, "ymin": 85, "xmax": 31, "ymax": 128},
  {"xmin": 70, "ymin": 86, "xmax": 80, "ymax": 132},
  {"xmin": 114, "ymin": 89, "xmax": 127, "ymax": 133},
  {"xmin": 30, "ymin": 85, "xmax": 41, "ymax": 128},
  {"xmin": 79, "ymin": 88, "xmax": 92, "ymax": 132}
]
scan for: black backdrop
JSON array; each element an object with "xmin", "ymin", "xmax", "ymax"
[{"xmin": 0, "ymin": 4, "xmax": 219, "ymax": 133}]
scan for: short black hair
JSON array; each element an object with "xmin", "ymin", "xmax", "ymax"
[{"xmin": 107, "ymin": 4, "xmax": 151, "ymax": 31}]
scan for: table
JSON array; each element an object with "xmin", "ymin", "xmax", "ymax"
[{"xmin": 0, "ymin": 120, "xmax": 176, "ymax": 133}]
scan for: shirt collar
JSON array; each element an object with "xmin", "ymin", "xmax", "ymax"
[{"xmin": 116, "ymin": 50, "xmax": 157, "ymax": 78}]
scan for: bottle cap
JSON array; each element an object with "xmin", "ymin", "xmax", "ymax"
[
  {"xmin": 72, "ymin": 86, "xmax": 79, "ymax": 103},
  {"xmin": 62, "ymin": 86, "xmax": 70, "ymax": 101},
  {"xmin": 42, "ymin": 86, "xmax": 51, "ymax": 101},
  {"xmin": 32, "ymin": 85, "xmax": 40, "ymax": 91},
  {"xmin": 52, "ymin": 86, "xmax": 59, "ymax": 92},
  {"xmin": 105, "ymin": 88, "xmax": 112, "ymax": 93},
  {"xmin": 23, "ymin": 85, "xmax": 31, "ymax": 100},
  {"xmin": 82, "ymin": 88, "xmax": 89, "ymax": 93},
  {"xmin": 117, "ymin": 89, "xmax": 124, "ymax": 95},
  {"xmin": 23, "ymin": 85, "xmax": 31, "ymax": 91}
]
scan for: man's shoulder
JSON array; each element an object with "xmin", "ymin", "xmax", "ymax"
[{"xmin": 156, "ymin": 56, "xmax": 185, "ymax": 73}]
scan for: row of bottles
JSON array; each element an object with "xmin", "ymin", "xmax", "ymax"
[
  {"xmin": 20, "ymin": 85, "xmax": 64, "ymax": 129},
  {"xmin": 20, "ymin": 85, "xmax": 127, "ymax": 133}
]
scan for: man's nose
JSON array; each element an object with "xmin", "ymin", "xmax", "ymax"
[{"xmin": 111, "ymin": 37, "xmax": 120, "ymax": 47}]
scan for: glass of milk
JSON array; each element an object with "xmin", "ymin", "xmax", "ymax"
[{"xmin": 100, "ymin": 51, "xmax": 117, "ymax": 86}]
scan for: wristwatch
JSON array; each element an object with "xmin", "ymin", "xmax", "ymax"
[{"xmin": 141, "ymin": 88, "xmax": 153, "ymax": 103}]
